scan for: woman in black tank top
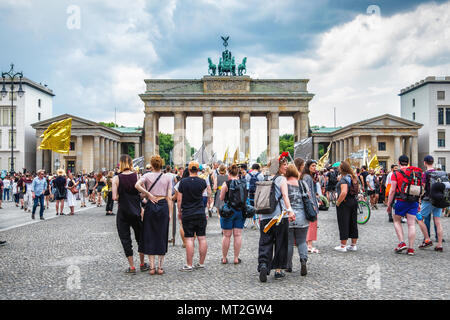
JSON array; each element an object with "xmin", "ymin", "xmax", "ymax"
[{"xmin": 112, "ymin": 155, "xmax": 149, "ymax": 274}]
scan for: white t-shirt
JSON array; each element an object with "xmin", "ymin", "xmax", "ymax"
[
  {"xmin": 366, "ymin": 175, "xmax": 376, "ymax": 190},
  {"xmin": 386, "ymin": 172, "xmax": 394, "ymax": 187}
]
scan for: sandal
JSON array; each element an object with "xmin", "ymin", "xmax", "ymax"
[
  {"xmin": 234, "ymin": 258, "xmax": 242, "ymax": 265},
  {"xmin": 308, "ymin": 247, "xmax": 320, "ymax": 254},
  {"xmin": 434, "ymin": 246, "xmax": 443, "ymax": 252},
  {"xmin": 157, "ymin": 268, "xmax": 164, "ymax": 275},
  {"xmin": 149, "ymin": 268, "xmax": 156, "ymax": 275},
  {"xmin": 221, "ymin": 258, "xmax": 228, "ymax": 264}
]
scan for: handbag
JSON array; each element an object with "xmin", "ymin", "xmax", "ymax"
[
  {"xmin": 220, "ymin": 202, "xmax": 234, "ymax": 218},
  {"xmin": 298, "ymin": 180, "xmax": 317, "ymax": 222}
]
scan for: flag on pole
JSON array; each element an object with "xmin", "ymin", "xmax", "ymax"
[
  {"xmin": 233, "ymin": 147, "xmax": 239, "ymax": 164},
  {"xmin": 317, "ymin": 143, "xmax": 332, "ymax": 171},
  {"xmin": 38, "ymin": 118, "xmax": 72, "ymax": 154},
  {"xmin": 223, "ymin": 147, "xmax": 229, "ymax": 163},
  {"xmin": 368, "ymin": 154, "xmax": 379, "ymax": 170}
]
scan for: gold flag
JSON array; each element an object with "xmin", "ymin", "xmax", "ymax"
[
  {"xmin": 317, "ymin": 143, "xmax": 332, "ymax": 171},
  {"xmin": 368, "ymin": 154, "xmax": 379, "ymax": 170},
  {"xmin": 223, "ymin": 147, "xmax": 229, "ymax": 163},
  {"xmin": 233, "ymin": 147, "xmax": 239, "ymax": 164},
  {"xmin": 39, "ymin": 118, "xmax": 72, "ymax": 154}
]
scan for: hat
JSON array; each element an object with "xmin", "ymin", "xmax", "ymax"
[
  {"xmin": 57, "ymin": 169, "xmax": 65, "ymax": 176},
  {"xmin": 188, "ymin": 161, "xmax": 199, "ymax": 171},
  {"xmin": 424, "ymin": 155, "xmax": 434, "ymax": 164}
]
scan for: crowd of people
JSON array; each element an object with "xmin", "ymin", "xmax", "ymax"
[{"xmin": 0, "ymin": 152, "xmax": 447, "ymax": 280}]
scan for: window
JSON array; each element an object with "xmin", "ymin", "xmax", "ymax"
[
  {"xmin": 38, "ymin": 99, "xmax": 41, "ymax": 108},
  {"xmin": 38, "ymin": 113, "xmax": 41, "ymax": 121},
  {"xmin": 1, "ymin": 108, "xmax": 16, "ymax": 126},
  {"xmin": 378, "ymin": 142, "xmax": 386, "ymax": 151},
  {"xmin": 438, "ymin": 131, "xmax": 446, "ymax": 148},
  {"xmin": 379, "ymin": 161, "xmax": 387, "ymax": 171},
  {"xmin": 412, "ymin": 99, "xmax": 415, "ymax": 107},
  {"xmin": 447, "ymin": 109, "xmax": 450, "ymax": 125},
  {"xmin": 438, "ymin": 108, "xmax": 444, "ymax": 125},
  {"xmin": 2, "ymin": 109, "xmax": 8, "ymax": 126},
  {"xmin": 438, "ymin": 157, "xmax": 446, "ymax": 171},
  {"xmin": 70, "ymin": 142, "xmax": 75, "ymax": 151},
  {"xmin": 412, "ymin": 112, "xmax": 416, "ymax": 121},
  {"xmin": 438, "ymin": 91, "xmax": 445, "ymax": 100},
  {"xmin": 8, "ymin": 157, "xmax": 16, "ymax": 172},
  {"xmin": 8, "ymin": 130, "xmax": 16, "ymax": 148}
]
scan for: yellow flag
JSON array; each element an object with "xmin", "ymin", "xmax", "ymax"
[
  {"xmin": 223, "ymin": 147, "xmax": 229, "ymax": 163},
  {"xmin": 368, "ymin": 154, "xmax": 379, "ymax": 170},
  {"xmin": 39, "ymin": 118, "xmax": 72, "ymax": 154},
  {"xmin": 233, "ymin": 147, "xmax": 239, "ymax": 164},
  {"xmin": 317, "ymin": 143, "xmax": 331, "ymax": 171}
]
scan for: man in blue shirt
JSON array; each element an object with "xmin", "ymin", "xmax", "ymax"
[{"xmin": 31, "ymin": 170, "xmax": 48, "ymax": 220}]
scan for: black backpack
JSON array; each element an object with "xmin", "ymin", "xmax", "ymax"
[
  {"xmin": 329, "ymin": 171, "xmax": 338, "ymax": 186},
  {"xmin": 226, "ymin": 179, "xmax": 248, "ymax": 211},
  {"xmin": 248, "ymin": 172, "xmax": 261, "ymax": 194},
  {"xmin": 428, "ymin": 170, "xmax": 450, "ymax": 208}
]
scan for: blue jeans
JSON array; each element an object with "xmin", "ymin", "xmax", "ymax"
[
  {"xmin": 3, "ymin": 189, "xmax": 9, "ymax": 201},
  {"xmin": 32, "ymin": 194, "xmax": 45, "ymax": 217}
]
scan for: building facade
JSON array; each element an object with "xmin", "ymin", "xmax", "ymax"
[
  {"xmin": 400, "ymin": 76, "xmax": 450, "ymax": 170},
  {"xmin": 0, "ymin": 78, "xmax": 53, "ymax": 173},
  {"xmin": 31, "ymin": 114, "xmax": 142, "ymax": 174},
  {"xmin": 140, "ymin": 76, "xmax": 313, "ymax": 167},
  {"xmin": 311, "ymin": 114, "xmax": 422, "ymax": 169}
]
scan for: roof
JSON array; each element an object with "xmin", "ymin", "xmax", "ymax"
[
  {"xmin": 3, "ymin": 77, "xmax": 55, "ymax": 96},
  {"xmin": 114, "ymin": 127, "xmax": 142, "ymax": 134},
  {"xmin": 399, "ymin": 76, "xmax": 450, "ymax": 96},
  {"xmin": 311, "ymin": 127, "xmax": 341, "ymax": 134}
]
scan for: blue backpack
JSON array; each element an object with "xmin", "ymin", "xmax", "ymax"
[{"xmin": 248, "ymin": 172, "xmax": 261, "ymax": 194}]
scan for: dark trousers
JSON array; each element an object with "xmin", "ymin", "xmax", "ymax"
[
  {"xmin": 424, "ymin": 214, "xmax": 438, "ymax": 241},
  {"xmin": 258, "ymin": 218, "xmax": 289, "ymax": 271},
  {"xmin": 116, "ymin": 210, "xmax": 142, "ymax": 258},
  {"xmin": 106, "ymin": 191, "xmax": 114, "ymax": 212},
  {"xmin": 32, "ymin": 195, "xmax": 45, "ymax": 217},
  {"xmin": 336, "ymin": 196, "xmax": 358, "ymax": 241}
]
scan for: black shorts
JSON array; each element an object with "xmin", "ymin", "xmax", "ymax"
[
  {"xmin": 368, "ymin": 190, "xmax": 376, "ymax": 196},
  {"xmin": 182, "ymin": 215, "xmax": 207, "ymax": 238}
]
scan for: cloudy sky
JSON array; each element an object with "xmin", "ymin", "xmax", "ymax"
[{"xmin": 1, "ymin": 0, "xmax": 450, "ymax": 160}]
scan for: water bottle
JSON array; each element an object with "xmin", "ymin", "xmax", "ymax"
[{"xmin": 416, "ymin": 212, "xmax": 423, "ymax": 221}]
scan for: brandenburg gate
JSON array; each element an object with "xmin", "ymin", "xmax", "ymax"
[{"xmin": 139, "ymin": 38, "xmax": 314, "ymax": 167}]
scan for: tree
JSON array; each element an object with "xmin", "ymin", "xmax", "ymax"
[
  {"xmin": 159, "ymin": 132, "xmax": 174, "ymax": 166},
  {"xmin": 279, "ymin": 134, "xmax": 294, "ymax": 156}
]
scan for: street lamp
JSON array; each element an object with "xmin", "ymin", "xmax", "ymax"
[{"xmin": 1, "ymin": 64, "xmax": 24, "ymax": 175}]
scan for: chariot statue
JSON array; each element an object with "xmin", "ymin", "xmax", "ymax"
[{"xmin": 207, "ymin": 36, "xmax": 247, "ymax": 77}]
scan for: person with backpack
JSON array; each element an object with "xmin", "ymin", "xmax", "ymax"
[
  {"xmin": 246, "ymin": 163, "xmax": 264, "ymax": 206},
  {"xmin": 386, "ymin": 155, "xmax": 422, "ymax": 256},
  {"xmin": 303, "ymin": 160, "xmax": 320, "ymax": 254},
  {"xmin": 326, "ymin": 167, "xmax": 338, "ymax": 203},
  {"xmin": 417, "ymin": 155, "xmax": 445, "ymax": 252},
  {"xmin": 256, "ymin": 153, "xmax": 295, "ymax": 282},
  {"xmin": 366, "ymin": 169, "xmax": 379, "ymax": 210},
  {"xmin": 219, "ymin": 164, "xmax": 247, "ymax": 265},
  {"xmin": 334, "ymin": 161, "xmax": 359, "ymax": 252}
]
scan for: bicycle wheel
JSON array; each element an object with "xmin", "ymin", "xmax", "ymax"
[{"xmin": 357, "ymin": 201, "xmax": 371, "ymax": 224}]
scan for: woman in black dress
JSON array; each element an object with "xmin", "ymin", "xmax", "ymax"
[
  {"xmin": 135, "ymin": 155, "xmax": 173, "ymax": 275},
  {"xmin": 54, "ymin": 169, "xmax": 67, "ymax": 216},
  {"xmin": 112, "ymin": 154, "xmax": 149, "ymax": 274}
]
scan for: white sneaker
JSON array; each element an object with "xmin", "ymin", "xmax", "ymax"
[
  {"xmin": 334, "ymin": 245, "xmax": 347, "ymax": 252},
  {"xmin": 346, "ymin": 245, "xmax": 358, "ymax": 251},
  {"xmin": 401, "ymin": 217, "xmax": 407, "ymax": 223}
]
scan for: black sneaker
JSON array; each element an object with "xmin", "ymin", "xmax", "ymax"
[
  {"xmin": 31, "ymin": 214, "xmax": 35, "ymax": 220},
  {"xmin": 40, "ymin": 217, "xmax": 45, "ymax": 220},
  {"xmin": 274, "ymin": 271, "xmax": 285, "ymax": 280},
  {"xmin": 259, "ymin": 265, "xmax": 268, "ymax": 283},
  {"xmin": 300, "ymin": 260, "xmax": 307, "ymax": 276},
  {"xmin": 140, "ymin": 263, "xmax": 150, "ymax": 272},
  {"xmin": 285, "ymin": 267, "xmax": 292, "ymax": 273},
  {"xmin": 0, "ymin": 240, "xmax": 6, "ymax": 246}
]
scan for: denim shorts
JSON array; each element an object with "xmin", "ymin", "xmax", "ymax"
[
  {"xmin": 420, "ymin": 200, "xmax": 442, "ymax": 218},
  {"xmin": 394, "ymin": 200, "xmax": 418, "ymax": 217},
  {"xmin": 220, "ymin": 208, "xmax": 245, "ymax": 230}
]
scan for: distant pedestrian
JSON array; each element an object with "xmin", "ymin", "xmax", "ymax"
[
  {"xmin": 31, "ymin": 170, "xmax": 48, "ymax": 220},
  {"xmin": 105, "ymin": 171, "xmax": 115, "ymax": 215},
  {"xmin": 54, "ymin": 169, "xmax": 67, "ymax": 216},
  {"xmin": 66, "ymin": 172, "xmax": 79, "ymax": 215},
  {"xmin": 303, "ymin": 160, "xmax": 320, "ymax": 254}
]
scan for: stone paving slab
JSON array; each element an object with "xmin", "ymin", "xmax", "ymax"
[{"xmin": 0, "ymin": 203, "xmax": 449, "ymax": 300}]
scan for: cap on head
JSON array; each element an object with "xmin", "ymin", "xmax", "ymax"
[
  {"xmin": 188, "ymin": 161, "xmax": 199, "ymax": 172},
  {"xmin": 424, "ymin": 155, "xmax": 434, "ymax": 165}
]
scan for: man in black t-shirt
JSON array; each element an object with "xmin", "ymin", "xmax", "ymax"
[
  {"xmin": 360, "ymin": 166, "xmax": 369, "ymax": 192},
  {"xmin": 177, "ymin": 161, "xmax": 208, "ymax": 272}
]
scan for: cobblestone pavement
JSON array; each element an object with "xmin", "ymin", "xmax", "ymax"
[{"xmin": 0, "ymin": 202, "xmax": 449, "ymax": 300}]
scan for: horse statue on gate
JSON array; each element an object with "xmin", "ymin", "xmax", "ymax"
[
  {"xmin": 238, "ymin": 57, "xmax": 247, "ymax": 76},
  {"xmin": 218, "ymin": 50, "xmax": 236, "ymax": 76},
  {"xmin": 208, "ymin": 58, "xmax": 216, "ymax": 76}
]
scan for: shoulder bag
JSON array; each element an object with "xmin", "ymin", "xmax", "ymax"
[{"xmin": 298, "ymin": 180, "xmax": 317, "ymax": 222}]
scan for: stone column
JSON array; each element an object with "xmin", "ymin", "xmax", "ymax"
[
  {"xmin": 411, "ymin": 136, "xmax": 419, "ymax": 167},
  {"xmin": 43, "ymin": 150, "xmax": 51, "ymax": 173},
  {"xmin": 203, "ymin": 111, "xmax": 214, "ymax": 158},
  {"xmin": 93, "ymin": 136, "xmax": 100, "ymax": 172},
  {"xmin": 332, "ymin": 141, "xmax": 336, "ymax": 163},
  {"xmin": 299, "ymin": 111, "xmax": 309, "ymax": 141},
  {"xmin": 267, "ymin": 112, "xmax": 280, "ymax": 160},
  {"xmin": 343, "ymin": 139, "xmax": 348, "ymax": 160},
  {"xmin": 113, "ymin": 141, "xmax": 117, "ymax": 169},
  {"xmin": 109, "ymin": 140, "xmax": 114, "ymax": 170},
  {"xmin": 105, "ymin": 138, "xmax": 110, "ymax": 170},
  {"xmin": 100, "ymin": 137, "xmax": 105, "ymax": 170},
  {"xmin": 144, "ymin": 111, "xmax": 155, "ymax": 165},
  {"xmin": 173, "ymin": 112, "xmax": 186, "ymax": 168},
  {"xmin": 371, "ymin": 135, "xmax": 378, "ymax": 154},
  {"xmin": 134, "ymin": 142, "xmax": 140, "ymax": 158},
  {"xmin": 36, "ymin": 136, "xmax": 43, "ymax": 171},
  {"xmin": 353, "ymin": 136, "xmax": 360, "ymax": 152},
  {"xmin": 154, "ymin": 113, "xmax": 160, "ymax": 156},
  {"xmin": 314, "ymin": 141, "xmax": 320, "ymax": 160},
  {"xmin": 76, "ymin": 135, "xmax": 83, "ymax": 173},
  {"xmin": 348, "ymin": 137, "xmax": 354, "ymax": 155},
  {"xmin": 340, "ymin": 140, "xmax": 344, "ymax": 161},
  {"xmin": 394, "ymin": 136, "xmax": 401, "ymax": 164},
  {"xmin": 240, "ymin": 111, "xmax": 251, "ymax": 160},
  {"xmin": 405, "ymin": 136, "xmax": 411, "ymax": 160}
]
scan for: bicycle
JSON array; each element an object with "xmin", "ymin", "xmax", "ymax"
[
  {"xmin": 328, "ymin": 190, "xmax": 337, "ymax": 207},
  {"xmin": 356, "ymin": 192, "xmax": 371, "ymax": 224}
]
